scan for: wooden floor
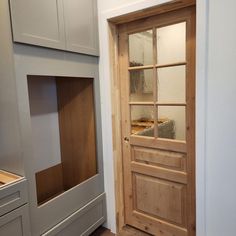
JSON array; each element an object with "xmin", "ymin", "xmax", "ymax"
[
  {"xmin": 90, "ymin": 227, "xmax": 114, "ymax": 236},
  {"xmin": 90, "ymin": 226, "xmax": 151, "ymax": 236}
]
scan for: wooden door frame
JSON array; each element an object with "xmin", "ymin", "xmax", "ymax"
[{"xmin": 102, "ymin": 0, "xmax": 208, "ymax": 234}]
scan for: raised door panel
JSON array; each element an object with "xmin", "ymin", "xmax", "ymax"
[
  {"xmin": 0, "ymin": 178, "xmax": 28, "ymax": 216},
  {"xmin": 134, "ymin": 174, "xmax": 187, "ymax": 226},
  {"xmin": 63, "ymin": 0, "xmax": 99, "ymax": 56},
  {"xmin": 132, "ymin": 146, "xmax": 186, "ymax": 171},
  {"xmin": 0, "ymin": 204, "xmax": 31, "ymax": 236},
  {"xmin": 10, "ymin": 0, "xmax": 66, "ymax": 49}
]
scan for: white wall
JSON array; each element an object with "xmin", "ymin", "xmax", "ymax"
[{"xmin": 206, "ymin": 0, "xmax": 236, "ymax": 235}]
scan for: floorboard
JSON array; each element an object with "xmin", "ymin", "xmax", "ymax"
[{"xmin": 90, "ymin": 226, "xmax": 151, "ymax": 236}]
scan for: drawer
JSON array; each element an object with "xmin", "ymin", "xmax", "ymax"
[{"xmin": 0, "ymin": 178, "xmax": 28, "ymax": 216}]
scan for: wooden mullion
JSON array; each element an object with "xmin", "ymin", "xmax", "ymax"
[
  {"xmin": 156, "ymin": 102, "xmax": 187, "ymax": 106},
  {"xmin": 153, "ymin": 27, "xmax": 158, "ymax": 138},
  {"xmin": 156, "ymin": 61, "xmax": 187, "ymax": 69},
  {"xmin": 129, "ymin": 102, "xmax": 154, "ymax": 106},
  {"xmin": 128, "ymin": 65, "xmax": 154, "ymax": 71}
]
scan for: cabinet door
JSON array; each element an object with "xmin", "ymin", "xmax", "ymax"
[
  {"xmin": 0, "ymin": 204, "xmax": 31, "ymax": 236},
  {"xmin": 63, "ymin": 0, "xmax": 99, "ymax": 56},
  {"xmin": 10, "ymin": 0, "xmax": 66, "ymax": 50}
]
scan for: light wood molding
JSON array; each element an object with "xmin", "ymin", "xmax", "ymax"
[
  {"xmin": 109, "ymin": 0, "xmax": 196, "ymax": 25},
  {"xmin": 131, "ymin": 162, "xmax": 187, "ymax": 184}
]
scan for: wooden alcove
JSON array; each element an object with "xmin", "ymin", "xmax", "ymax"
[{"xmin": 27, "ymin": 75, "xmax": 97, "ymax": 205}]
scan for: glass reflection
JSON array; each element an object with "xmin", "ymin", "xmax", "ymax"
[
  {"xmin": 131, "ymin": 106, "xmax": 154, "ymax": 137},
  {"xmin": 157, "ymin": 65, "xmax": 186, "ymax": 103},
  {"xmin": 157, "ymin": 22, "xmax": 186, "ymax": 65},
  {"xmin": 130, "ymin": 69, "xmax": 153, "ymax": 102},
  {"xmin": 157, "ymin": 106, "xmax": 186, "ymax": 140},
  {"xmin": 129, "ymin": 30, "xmax": 153, "ymax": 67}
]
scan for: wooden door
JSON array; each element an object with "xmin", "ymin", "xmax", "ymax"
[{"xmin": 118, "ymin": 6, "xmax": 195, "ymax": 236}]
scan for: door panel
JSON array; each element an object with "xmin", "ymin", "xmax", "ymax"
[
  {"xmin": 132, "ymin": 147, "xmax": 186, "ymax": 171},
  {"xmin": 119, "ymin": 6, "xmax": 195, "ymax": 236},
  {"xmin": 63, "ymin": 0, "xmax": 99, "ymax": 55},
  {"xmin": 134, "ymin": 174, "xmax": 186, "ymax": 225}
]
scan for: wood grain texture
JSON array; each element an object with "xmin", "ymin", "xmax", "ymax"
[
  {"xmin": 90, "ymin": 226, "xmax": 150, "ymax": 236},
  {"xmin": 135, "ymin": 174, "xmax": 186, "ymax": 225},
  {"xmin": 0, "ymin": 170, "xmax": 21, "ymax": 185},
  {"xmin": 56, "ymin": 77, "xmax": 97, "ymax": 190},
  {"xmin": 131, "ymin": 162, "xmax": 187, "ymax": 184},
  {"xmin": 35, "ymin": 164, "xmax": 64, "ymax": 204},
  {"xmin": 185, "ymin": 7, "xmax": 196, "ymax": 236},
  {"xmin": 132, "ymin": 146, "xmax": 186, "ymax": 171},
  {"xmin": 108, "ymin": 22, "xmax": 125, "ymax": 232}
]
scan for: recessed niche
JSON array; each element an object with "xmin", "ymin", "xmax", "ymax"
[{"xmin": 27, "ymin": 75, "xmax": 97, "ymax": 205}]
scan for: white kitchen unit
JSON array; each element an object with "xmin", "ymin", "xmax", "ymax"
[
  {"xmin": 0, "ymin": 204, "xmax": 31, "ymax": 236},
  {"xmin": 0, "ymin": 171, "xmax": 31, "ymax": 236},
  {"xmin": 0, "ymin": 0, "xmax": 105, "ymax": 235},
  {"xmin": 9, "ymin": 0, "xmax": 99, "ymax": 56}
]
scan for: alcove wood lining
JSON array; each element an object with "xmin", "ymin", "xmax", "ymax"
[{"xmin": 28, "ymin": 75, "xmax": 97, "ymax": 205}]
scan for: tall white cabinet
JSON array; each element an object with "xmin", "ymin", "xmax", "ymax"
[{"xmin": 0, "ymin": 0, "xmax": 105, "ymax": 235}]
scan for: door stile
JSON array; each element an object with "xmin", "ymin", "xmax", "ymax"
[
  {"xmin": 185, "ymin": 9, "xmax": 196, "ymax": 236},
  {"xmin": 118, "ymin": 25, "xmax": 133, "ymax": 223}
]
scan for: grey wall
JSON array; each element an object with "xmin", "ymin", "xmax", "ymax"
[{"xmin": 0, "ymin": 0, "xmax": 24, "ymax": 176}]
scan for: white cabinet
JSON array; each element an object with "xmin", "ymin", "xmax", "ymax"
[
  {"xmin": 0, "ymin": 178, "xmax": 28, "ymax": 216},
  {"xmin": 9, "ymin": 0, "xmax": 99, "ymax": 56},
  {"xmin": 63, "ymin": 0, "xmax": 99, "ymax": 55},
  {"xmin": 0, "ymin": 204, "xmax": 31, "ymax": 236},
  {"xmin": 10, "ymin": 0, "xmax": 65, "ymax": 50}
]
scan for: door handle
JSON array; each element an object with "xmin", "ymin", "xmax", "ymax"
[{"xmin": 124, "ymin": 136, "xmax": 129, "ymax": 142}]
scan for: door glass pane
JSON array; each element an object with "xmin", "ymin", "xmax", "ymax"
[
  {"xmin": 157, "ymin": 65, "xmax": 186, "ymax": 103},
  {"xmin": 130, "ymin": 69, "xmax": 153, "ymax": 102},
  {"xmin": 131, "ymin": 106, "xmax": 154, "ymax": 137},
  {"xmin": 157, "ymin": 106, "xmax": 185, "ymax": 140},
  {"xmin": 129, "ymin": 30, "xmax": 153, "ymax": 67},
  {"xmin": 156, "ymin": 22, "xmax": 186, "ymax": 65}
]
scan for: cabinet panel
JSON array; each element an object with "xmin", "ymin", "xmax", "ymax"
[
  {"xmin": 0, "ymin": 178, "xmax": 28, "ymax": 216},
  {"xmin": 63, "ymin": 0, "xmax": 99, "ymax": 56},
  {"xmin": 42, "ymin": 193, "xmax": 105, "ymax": 236},
  {"xmin": 0, "ymin": 204, "xmax": 31, "ymax": 236},
  {"xmin": 10, "ymin": 0, "xmax": 65, "ymax": 49}
]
